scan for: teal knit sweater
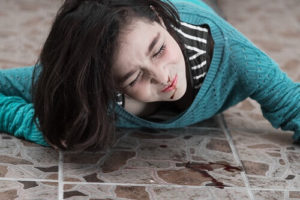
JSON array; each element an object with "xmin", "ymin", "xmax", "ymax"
[{"xmin": 1, "ymin": 0, "xmax": 300, "ymax": 147}]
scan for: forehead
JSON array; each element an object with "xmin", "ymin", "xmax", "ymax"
[{"xmin": 112, "ymin": 19, "xmax": 162, "ymax": 70}]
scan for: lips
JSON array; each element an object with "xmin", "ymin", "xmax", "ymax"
[{"xmin": 161, "ymin": 74, "xmax": 178, "ymax": 93}]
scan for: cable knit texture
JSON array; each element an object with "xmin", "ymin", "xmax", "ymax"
[{"xmin": 0, "ymin": 0, "xmax": 299, "ymax": 146}]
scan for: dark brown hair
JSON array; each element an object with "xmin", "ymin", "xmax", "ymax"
[{"xmin": 31, "ymin": 0, "xmax": 181, "ymax": 151}]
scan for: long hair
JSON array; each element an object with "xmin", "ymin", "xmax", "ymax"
[{"xmin": 31, "ymin": 0, "xmax": 181, "ymax": 151}]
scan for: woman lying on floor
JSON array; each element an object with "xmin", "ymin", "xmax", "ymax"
[{"xmin": 0, "ymin": 0, "xmax": 299, "ymax": 151}]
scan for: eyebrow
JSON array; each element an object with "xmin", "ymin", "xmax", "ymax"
[{"xmin": 118, "ymin": 32, "xmax": 160, "ymax": 85}]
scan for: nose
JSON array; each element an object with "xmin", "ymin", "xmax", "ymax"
[{"xmin": 148, "ymin": 65, "xmax": 169, "ymax": 85}]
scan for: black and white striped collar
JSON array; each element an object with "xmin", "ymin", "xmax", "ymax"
[{"xmin": 173, "ymin": 21, "xmax": 211, "ymax": 91}]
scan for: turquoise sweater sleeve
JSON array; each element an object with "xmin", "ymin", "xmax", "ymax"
[
  {"xmin": 0, "ymin": 66, "xmax": 36, "ymax": 102},
  {"xmin": 0, "ymin": 93, "xmax": 49, "ymax": 146},
  {"xmin": 0, "ymin": 66, "xmax": 49, "ymax": 146},
  {"xmin": 169, "ymin": 0, "xmax": 216, "ymax": 13},
  {"xmin": 228, "ymin": 39, "xmax": 300, "ymax": 140}
]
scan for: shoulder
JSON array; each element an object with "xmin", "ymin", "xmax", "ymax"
[
  {"xmin": 167, "ymin": 0, "xmax": 219, "ymax": 18},
  {"xmin": 168, "ymin": 0, "xmax": 216, "ymax": 12},
  {"xmin": 167, "ymin": 0, "xmax": 228, "ymax": 38}
]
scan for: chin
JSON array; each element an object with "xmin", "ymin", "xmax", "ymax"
[
  {"xmin": 169, "ymin": 89, "xmax": 186, "ymax": 101},
  {"xmin": 173, "ymin": 94, "xmax": 184, "ymax": 101}
]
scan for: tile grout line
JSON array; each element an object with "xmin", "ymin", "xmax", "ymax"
[
  {"xmin": 0, "ymin": 177, "xmax": 58, "ymax": 182},
  {"xmin": 0, "ymin": 174, "xmax": 297, "ymax": 192},
  {"xmin": 0, "ymin": 176, "xmax": 246, "ymax": 189},
  {"xmin": 60, "ymin": 181, "xmax": 248, "ymax": 189},
  {"xmin": 217, "ymin": 114, "xmax": 255, "ymax": 200},
  {"xmin": 216, "ymin": 115, "xmax": 242, "ymax": 166},
  {"xmin": 284, "ymin": 190, "xmax": 289, "ymax": 200},
  {"xmin": 58, "ymin": 151, "xmax": 64, "ymax": 200}
]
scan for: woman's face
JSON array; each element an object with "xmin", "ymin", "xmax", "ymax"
[{"xmin": 112, "ymin": 18, "xmax": 187, "ymax": 103}]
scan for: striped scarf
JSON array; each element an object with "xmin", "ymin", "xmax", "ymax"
[{"xmin": 174, "ymin": 22, "xmax": 212, "ymax": 92}]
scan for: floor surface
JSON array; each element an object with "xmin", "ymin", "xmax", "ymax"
[{"xmin": 0, "ymin": 0, "xmax": 300, "ymax": 199}]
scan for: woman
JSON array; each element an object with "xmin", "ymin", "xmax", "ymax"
[{"xmin": 0, "ymin": 0, "xmax": 299, "ymax": 151}]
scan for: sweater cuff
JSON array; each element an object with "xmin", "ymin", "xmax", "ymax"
[{"xmin": 287, "ymin": 114, "xmax": 300, "ymax": 142}]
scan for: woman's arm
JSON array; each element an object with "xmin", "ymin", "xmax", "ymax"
[
  {"xmin": 0, "ymin": 65, "xmax": 49, "ymax": 146},
  {"xmin": 0, "ymin": 65, "xmax": 36, "ymax": 103},
  {"xmin": 229, "ymin": 40, "xmax": 300, "ymax": 141},
  {"xmin": 0, "ymin": 93, "xmax": 49, "ymax": 146}
]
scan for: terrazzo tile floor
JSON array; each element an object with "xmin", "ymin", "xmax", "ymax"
[{"xmin": 0, "ymin": 0, "xmax": 300, "ymax": 199}]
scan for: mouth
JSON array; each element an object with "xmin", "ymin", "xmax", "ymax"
[{"xmin": 161, "ymin": 74, "xmax": 178, "ymax": 93}]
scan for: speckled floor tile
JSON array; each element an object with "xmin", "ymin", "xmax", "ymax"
[
  {"xmin": 230, "ymin": 129, "xmax": 300, "ymax": 190},
  {"xmin": 0, "ymin": 179, "xmax": 58, "ymax": 200},
  {"xmin": 151, "ymin": 187, "xmax": 250, "ymax": 200},
  {"xmin": 63, "ymin": 128, "xmax": 244, "ymax": 188},
  {"xmin": 0, "ymin": 133, "xmax": 59, "ymax": 180},
  {"xmin": 289, "ymin": 191, "xmax": 300, "ymax": 200},
  {"xmin": 252, "ymin": 190, "xmax": 285, "ymax": 200},
  {"xmin": 62, "ymin": 184, "xmax": 250, "ymax": 200},
  {"xmin": 252, "ymin": 190, "xmax": 300, "ymax": 200},
  {"xmin": 63, "ymin": 184, "xmax": 114, "ymax": 200}
]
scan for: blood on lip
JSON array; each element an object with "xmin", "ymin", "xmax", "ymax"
[
  {"xmin": 161, "ymin": 75, "xmax": 177, "ymax": 93},
  {"xmin": 170, "ymin": 88, "xmax": 177, "ymax": 99}
]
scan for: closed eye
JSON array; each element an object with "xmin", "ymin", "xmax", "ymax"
[
  {"xmin": 153, "ymin": 43, "xmax": 166, "ymax": 58},
  {"xmin": 129, "ymin": 71, "xmax": 142, "ymax": 87}
]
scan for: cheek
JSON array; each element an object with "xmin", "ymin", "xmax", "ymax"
[
  {"xmin": 164, "ymin": 42, "xmax": 182, "ymax": 65},
  {"xmin": 125, "ymin": 82, "xmax": 152, "ymax": 101}
]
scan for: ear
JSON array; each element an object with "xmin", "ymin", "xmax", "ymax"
[{"xmin": 150, "ymin": 5, "xmax": 166, "ymax": 29}]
